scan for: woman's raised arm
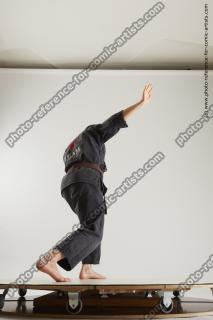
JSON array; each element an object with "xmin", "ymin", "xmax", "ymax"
[{"xmin": 122, "ymin": 83, "xmax": 153, "ymax": 121}]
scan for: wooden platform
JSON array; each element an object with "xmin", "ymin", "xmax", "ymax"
[
  {"xmin": 0, "ymin": 279, "xmax": 213, "ymax": 318},
  {"xmin": 0, "ymin": 278, "xmax": 212, "ymax": 290}
]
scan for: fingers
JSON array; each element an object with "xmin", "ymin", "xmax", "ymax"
[
  {"xmin": 145, "ymin": 84, "xmax": 152, "ymax": 99},
  {"xmin": 141, "ymin": 83, "xmax": 152, "ymax": 103},
  {"xmin": 143, "ymin": 83, "xmax": 152, "ymax": 102},
  {"xmin": 145, "ymin": 83, "xmax": 152, "ymax": 92}
]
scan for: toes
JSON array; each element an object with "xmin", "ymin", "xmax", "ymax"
[
  {"xmin": 56, "ymin": 277, "xmax": 71, "ymax": 282},
  {"xmin": 64, "ymin": 277, "xmax": 71, "ymax": 282}
]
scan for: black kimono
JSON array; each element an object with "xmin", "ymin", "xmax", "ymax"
[{"xmin": 54, "ymin": 110, "xmax": 128, "ymax": 271}]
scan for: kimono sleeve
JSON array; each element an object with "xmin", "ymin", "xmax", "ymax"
[{"xmin": 93, "ymin": 110, "xmax": 128, "ymax": 143}]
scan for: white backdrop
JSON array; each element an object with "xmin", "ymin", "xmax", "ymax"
[{"xmin": 0, "ymin": 69, "xmax": 213, "ymax": 287}]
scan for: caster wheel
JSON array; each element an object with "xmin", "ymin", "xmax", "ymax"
[
  {"xmin": 18, "ymin": 288, "xmax": 27, "ymax": 297},
  {"xmin": 173, "ymin": 290, "xmax": 180, "ymax": 297},
  {"xmin": 66, "ymin": 299, "xmax": 83, "ymax": 314},
  {"xmin": 0, "ymin": 294, "xmax": 5, "ymax": 310},
  {"xmin": 160, "ymin": 297, "xmax": 174, "ymax": 314}
]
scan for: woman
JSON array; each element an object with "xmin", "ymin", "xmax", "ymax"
[{"xmin": 36, "ymin": 84, "xmax": 152, "ymax": 282}]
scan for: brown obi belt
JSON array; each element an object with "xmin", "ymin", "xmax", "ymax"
[{"xmin": 66, "ymin": 161, "xmax": 105, "ymax": 175}]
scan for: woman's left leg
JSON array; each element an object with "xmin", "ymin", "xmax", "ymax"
[
  {"xmin": 82, "ymin": 244, "xmax": 101, "ymax": 265},
  {"xmin": 79, "ymin": 243, "xmax": 106, "ymax": 279}
]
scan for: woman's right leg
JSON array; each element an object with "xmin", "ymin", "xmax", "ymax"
[
  {"xmin": 36, "ymin": 248, "xmax": 71, "ymax": 282},
  {"xmin": 54, "ymin": 182, "xmax": 105, "ymax": 272}
]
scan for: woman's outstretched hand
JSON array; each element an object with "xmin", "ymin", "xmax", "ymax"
[
  {"xmin": 140, "ymin": 83, "xmax": 153, "ymax": 105},
  {"xmin": 122, "ymin": 83, "xmax": 153, "ymax": 121}
]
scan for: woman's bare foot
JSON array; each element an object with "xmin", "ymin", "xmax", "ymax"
[
  {"xmin": 36, "ymin": 249, "xmax": 71, "ymax": 282},
  {"xmin": 79, "ymin": 264, "xmax": 106, "ymax": 280}
]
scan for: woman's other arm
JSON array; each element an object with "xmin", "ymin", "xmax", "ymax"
[{"xmin": 122, "ymin": 83, "xmax": 153, "ymax": 121}]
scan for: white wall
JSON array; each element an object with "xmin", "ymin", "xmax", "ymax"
[{"xmin": 0, "ymin": 69, "xmax": 213, "ymax": 286}]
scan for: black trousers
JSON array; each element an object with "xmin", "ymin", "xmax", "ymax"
[{"xmin": 54, "ymin": 182, "xmax": 106, "ymax": 271}]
